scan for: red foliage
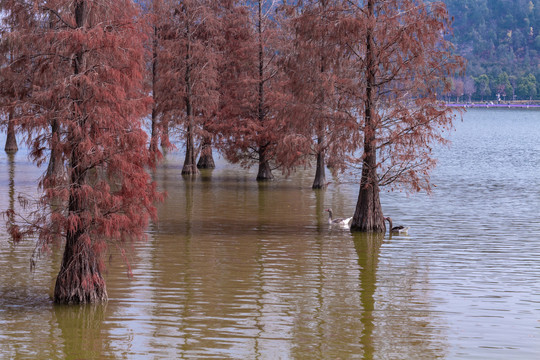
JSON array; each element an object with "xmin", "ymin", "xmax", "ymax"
[
  {"xmin": 279, "ymin": 0, "xmax": 360, "ymax": 185},
  {"xmin": 155, "ymin": 0, "xmax": 220, "ymax": 175},
  {"xmin": 213, "ymin": 0, "xmax": 289, "ymax": 180},
  {"xmin": 339, "ymin": 0, "xmax": 464, "ymax": 231},
  {"xmin": 1, "ymin": 0, "xmax": 163, "ymax": 301}
]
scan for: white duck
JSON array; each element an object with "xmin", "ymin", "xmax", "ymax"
[
  {"xmin": 325, "ymin": 209, "xmax": 352, "ymax": 227},
  {"xmin": 385, "ymin": 217, "xmax": 409, "ymax": 235}
]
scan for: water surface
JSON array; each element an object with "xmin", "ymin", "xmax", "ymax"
[{"xmin": 1, "ymin": 109, "xmax": 539, "ymax": 359}]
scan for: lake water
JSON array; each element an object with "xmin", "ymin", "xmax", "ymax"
[{"xmin": 0, "ymin": 108, "xmax": 539, "ymax": 359}]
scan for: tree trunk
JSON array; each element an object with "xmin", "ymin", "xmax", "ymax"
[
  {"xmin": 54, "ymin": 0, "xmax": 107, "ymax": 304},
  {"xmin": 54, "ymin": 230, "xmax": 107, "ymax": 304},
  {"xmin": 197, "ymin": 138, "xmax": 215, "ymax": 169},
  {"xmin": 312, "ymin": 136, "xmax": 326, "ymax": 189},
  {"xmin": 4, "ymin": 110, "xmax": 18, "ymax": 153},
  {"xmin": 255, "ymin": 0, "xmax": 272, "ymax": 182},
  {"xmin": 182, "ymin": 119, "xmax": 199, "ymax": 176},
  {"xmin": 149, "ymin": 25, "xmax": 159, "ymax": 154},
  {"xmin": 181, "ymin": 24, "xmax": 199, "ymax": 176},
  {"xmin": 256, "ymin": 145, "xmax": 273, "ymax": 181},
  {"xmin": 350, "ymin": 143, "xmax": 385, "ymax": 232},
  {"xmin": 149, "ymin": 107, "xmax": 159, "ymax": 154},
  {"xmin": 160, "ymin": 121, "xmax": 169, "ymax": 152},
  {"xmin": 54, "ymin": 127, "xmax": 107, "ymax": 304},
  {"xmin": 47, "ymin": 118, "xmax": 65, "ymax": 178},
  {"xmin": 350, "ymin": 0, "xmax": 385, "ymax": 233}
]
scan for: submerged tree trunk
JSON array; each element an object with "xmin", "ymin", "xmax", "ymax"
[
  {"xmin": 350, "ymin": 0, "xmax": 385, "ymax": 233},
  {"xmin": 181, "ymin": 24, "xmax": 199, "ymax": 176},
  {"xmin": 182, "ymin": 119, "xmax": 199, "ymax": 175},
  {"xmin": 312, "ymin": 135, "xmax": 326, "ymax": 189},
  {"xmin": 54, "ymin": 228, "xmax": 107, "ymax": 304},
  {"xmin": 54, "ymin": 0, "xmax": 108, "ymax": 304},
  {"xmin": 4, "ymin": 110, "xmax": 18, "ymax": 153},
  {"xmin": 254, "ymin": 0, "xmax": 273, "ymax": 182},
  {"xmin": 54, "ymin": 126, "xmax": 108, "ymax": 304},
  {"xmin": 350, "ymin": 140, "xmax": 385, "ymax": 232},
  {"xmin": 197, "ymin": 136, "xmax": 215, "ymax": 169},
  {"xmin": 256, "ymin": 145, "xmax": 273, "ymax": 181}
]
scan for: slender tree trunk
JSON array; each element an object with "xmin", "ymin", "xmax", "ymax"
[
  {"xmin": 160, "ymin": 121, "xmax": 169, "ymax": 151},
  {"xmin": 149, "ymin": 25, "xmax": 159, "ymax": 154},
  {"xmin": 149, "ymin": 106, "xmax": 159, "ymax": 153},
  {"xmin": 4, "ymin": 110, "xmax": 18, "ymax": 153},
  {"xmin": 197, "ymin": 133, "xmax": 215, "ymax": 169},
  {"xmin": 47, "ymin": 118, "xmax": 64, "ymax": 178},
  {"xmin": 181, "ymin": 23, "xmax": 199, "ymax": 176},
  {"xmin": 54, "ymin": 0, "xmax": 107, "ymax": 304},
  {"xmin": 351, "ymin": 0, "xmax": 385, "ymax": 233},
  {"xmin": 312, "ymin": 135, "xmax": 326, "ymax": 189},
  {"xmin": 255, "ymin": 0, "xmax": 273, "ymax": 181},
  {"xmin": 313, "ymin": 33, "xmax": 328, "ymax": 190}
]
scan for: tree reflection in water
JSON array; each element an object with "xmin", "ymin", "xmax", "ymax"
[
  {"xmin": 54, "ymin": 304, "xmax": 108, "ymax": 359},
  {"xmin": 353, "ymin": 232, "xmax": 384, "ymax": 360}
]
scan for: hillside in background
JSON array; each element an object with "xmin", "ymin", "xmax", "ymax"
[{"xmin": 443, "ymin": 0, "xmax": 540, "ymax": 101}]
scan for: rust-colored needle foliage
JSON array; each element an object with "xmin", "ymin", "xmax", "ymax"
[
  {"xmin": 156, "ymin": 0, "xmax": 220, "ymax": 176},
  {"xmin": 280, "ymin": 0, "xmax": 359, "ymax": 188},
  {"xmin": 215, "ymin": 0, "xmax": 288, "ymax": 181},
  {"xmin": 0, "ymin": 4, "xmax": 29, "ymax": 154},
  {"xmin": 141, "ymin": 0, "xmax": 167, "ymax": 156},
  {"xmin": 342, "ymin": 0, "xmax": 464, "ymax": 232},
  {"xmin": 1, "ymin": 0, "xmax": 162, "ymax": 303}
]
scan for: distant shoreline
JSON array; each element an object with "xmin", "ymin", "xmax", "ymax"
[{"xmin": 445, "ymin": 102, "xmax": 540, "ymax": 109}]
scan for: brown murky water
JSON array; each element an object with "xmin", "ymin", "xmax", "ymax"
[{"xmin": 1, "ymin": 109, "xmax": 540, "ymax": 359}]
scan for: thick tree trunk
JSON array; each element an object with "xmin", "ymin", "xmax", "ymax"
[
  {"xmin": 350, "ymin": 143, "xmax": 386, "ymax": 232},
  {"xmin": 312, "ymin": 136, "xmax": 326, "ymax": 189},
  {"xmin": 54, "ymin": 0, "xmax": 107, "ymax": 304},
  {"xmin": 55, "ymin": 137, "xmax": 107, "ymax": 304},
  {"xmin": 351, "ymin": 0, "xmax": 385, "ymax": 233},
  {"xmin": 4, "ymin": 111, "xmax": 18, "ymax": 153},
  {"xmin": 54, "ymin": 230, "xmax": 107, "ymax": 304},
  {"xmin": 197, "ymin": 138, "xmax": 215, "ymax": 169},
  {"xmin": 256, "ymin": 145, "xmax": 273, "ymax": 181},
  {"xmin": 182, "ymin": 120, "xmax": 199, "ymax": 176}
]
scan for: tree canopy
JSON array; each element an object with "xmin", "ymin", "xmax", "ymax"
[
  {"xmin": 0, "ymin": 0, "xmax": 464, "ymax": 302},
  {"xmin": 1, "ymin": 0, "xmax": 162, "ymax": 304}
]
